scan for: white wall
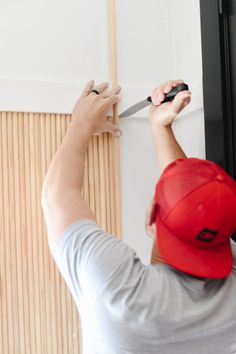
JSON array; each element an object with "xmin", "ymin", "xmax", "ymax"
[{"xmin": 0, "ymin": 0, "xmax": 205, "ymax": 264}]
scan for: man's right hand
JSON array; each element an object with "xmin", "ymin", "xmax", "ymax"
[{"xmin": 148, "ymin": 79, "xmax": 191, "ymax": 128}]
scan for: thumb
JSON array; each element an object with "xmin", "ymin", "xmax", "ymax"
[{"xmin": 105, "ymin": 120, "xmax": 123, "ymax": 138}]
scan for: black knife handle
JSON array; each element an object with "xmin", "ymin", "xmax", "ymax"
[{"xmin": 147, "ymin": 83, "xmax": 189, "ymax": 104}]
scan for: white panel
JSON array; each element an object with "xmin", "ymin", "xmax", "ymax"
[
  {"xmin": 116, "ymin": 0, "xmax": 173, "ymax": 86},
  {"xmin": 0, "ymin": 79, "xmax": 84, "ymax": 114},
  {"xmin": 119, "ymin": 117, "xmax": 159, "ymax": 263},
  {"xmin": 0, "ymin": 0, "xmax": 203, "ymax": 117},
  {"xmin": 116, "ymin": 0, "xmax": 203, "ymax": 118},
  {"xmin": 0, "ymin": 0, "xmax": 110, "ymax": 112}
]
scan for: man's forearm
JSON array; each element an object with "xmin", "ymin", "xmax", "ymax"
[
  {"xmin": 41, "ymin": 82, "xmax": 121, "ymax": 245},
  {"xmin": 150, "ymin": 124, "xmax": 186, "ymax": 173},
  {"xmin": 42, "ymin": 120, "xmax": 91, "ymax": 200}
]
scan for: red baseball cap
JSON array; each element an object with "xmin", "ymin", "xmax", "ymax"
[{"xmin": 152, "ymin": 158, "xmax": 236, "ymax": 278}]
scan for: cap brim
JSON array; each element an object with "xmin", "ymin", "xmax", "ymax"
[{"xmin": 156, "ymin": 216, "xmax": 233, "ymax": 278}]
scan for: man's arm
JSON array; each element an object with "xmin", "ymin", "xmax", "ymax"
[
  {"xmin": 149, "ymin": 79, "xmax": 191, "ymax": 171},
  {"xmin": 147, "ymin": 80, "xmax": 192, "ymax": 264},
  {"xmin": 41, "ymin": 81, "xmax": 122, "ymax": 248},
  {"xmin": 150, "ymin": 125, "xmax": 186, "ymax": 171}
]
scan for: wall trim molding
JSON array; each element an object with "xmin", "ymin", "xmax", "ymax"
[{"xmin": 0, "ymin": 76, "xmax": 203, "ymax": 116}]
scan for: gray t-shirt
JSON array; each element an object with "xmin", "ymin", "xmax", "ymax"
[{"xmin": 50, "ymin": 219, "xmax": 236, "ymax": 354}]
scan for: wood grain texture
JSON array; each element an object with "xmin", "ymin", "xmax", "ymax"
[
  {"xmin": 0, "ymin": 111, "xmax": 120, "ymax": 353},
  {"xmin": 109, "ymin": 0, "xmax": 122, "ymax": 239}
]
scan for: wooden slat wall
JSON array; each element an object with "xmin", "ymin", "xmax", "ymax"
[{"xmin": 0, "ymin": 112, "xmax": 120, "ymax": 354}]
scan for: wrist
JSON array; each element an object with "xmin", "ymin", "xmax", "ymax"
[
  {"xmin": 63, "ymin": 119, "xmax": 92, "ymax": 149},
  {"xmin": 149, "ymin": 105, "xmax": 178, "ymax": 127},
  {"xmin": 150, "ymin": 122, "xmax": 173, "ymax": 135},
  {"xmin": 70, "ymin": 118, "xmax": 93, "ymax": 135}
]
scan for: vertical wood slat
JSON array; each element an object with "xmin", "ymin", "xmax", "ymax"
[
  {"xmin": 103, "ymin": 133, "xmax": 111, "ymax": 233},
  {"xmin": 0, "ymin": 111, "xmax": 120, "ymax": 353},
  {"xmin": 92, "ymin": 136, "xmax": 101, "ymax": 224},
  {"xmin": 109, "ymin": 0, "xmax": 122, "ymax": 239},
  {"xmin": 40, "ymin": 113, "xmax": 51, "ymax": 354},
  {"xmin": 5, "ymin": 111, "xmax": 15, "ymax": 354},
  {"xmin": 24, "ymin": 112, "xmax": 37, "ymax": 354},
  {"xmin": 108, "ymin": 128, "xmax": 116, "ymax": 235},
  {"xmin": 13, "ymin": 112, "xmax": 25, "ymax": 354},
  {"xmin": 0, "ymin": 113, "xmax": 6, "ymax": 354}
]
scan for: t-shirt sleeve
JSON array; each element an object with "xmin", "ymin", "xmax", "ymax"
[{"xmin": 49, "ymin": 219, "xmax": 145, "ymax": 310}]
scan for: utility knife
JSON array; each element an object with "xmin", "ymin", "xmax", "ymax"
[{"xmin": 119, "ymin": 83, "xmax": 189, "ymax": 118}]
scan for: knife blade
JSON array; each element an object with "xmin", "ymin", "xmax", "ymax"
[{"xmin": 119, "ymin": 83, "xmax": 188, "ymax": 118}]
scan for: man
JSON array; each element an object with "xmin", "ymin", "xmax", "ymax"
[{"xmin": 41, "ymin": 80, "xmax": 236, "ymax": 354}]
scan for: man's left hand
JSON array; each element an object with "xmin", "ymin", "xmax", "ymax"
[{"xmin": 71, "ymin": 80, "xmax": 122, "ymax": 138}]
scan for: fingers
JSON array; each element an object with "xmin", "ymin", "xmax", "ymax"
[
  {"xmin": 163, "ymin": 79, "xmax": 183, "ymax": 93},
  {"xmin": 102, "ymin": 85, "xmax": 121, "ymax": 98},
  {"xmin": 81, "ymin": 80, "xmax": 94, "ymax": 98},
  {"xmin": 103, "ymin": 85, "xmax": 121, "ymax": 107},
  {"xmin": 105, "ymin": 119, "xmax": 122, "ymax": 138},
  {"xmin": 151, "ymin": 79, "xmax": 184, "ymax": 106},
  {"xmin": 92, "ymin": 82, "xmax": 109, "ymax": 95},
  {"xmin": 81, "ymin": 80, "xmax": 109, "ymax": 99},
  {"xmin": 173, "ymin": 90, "xmax": 192, "ymax": 107},
  {"xmin": 93, "ymin": 118, "xmax": 122, "ymax": 138},
  {"xmin": 151, "ymin": 89, "xmax": 165, "ymax": 105},
  {"xmin": 105, "ymin": 93, "xmax": 121, "ymax": 106},
  {"xmin": 81, "ymin": 81, "xmax": 121, "ymax": 108}
]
